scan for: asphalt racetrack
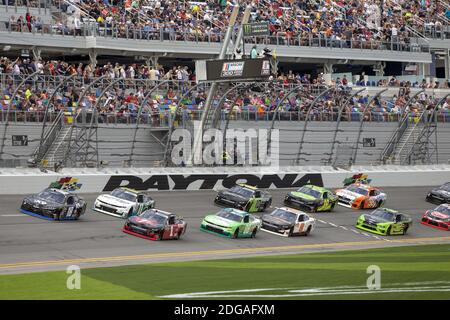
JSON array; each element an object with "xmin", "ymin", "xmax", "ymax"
[{"xmin": 1, "ymin": 187, "xmax": 449, "ymax": 274}]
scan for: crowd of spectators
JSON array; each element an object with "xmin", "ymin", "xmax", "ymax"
[
  {"xmin": 5, "ymin": 0, "xmax": 450, "ymax": 46},
  {"xmin": 1, "ymin": 55, "xmax": 450, "ymax": 123}
]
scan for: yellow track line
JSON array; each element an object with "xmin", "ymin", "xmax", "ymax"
[{"xmin": 1, "ymin": 236, "xmax": 449, "ymax": 270}]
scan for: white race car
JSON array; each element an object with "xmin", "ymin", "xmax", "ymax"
[
  {"xmin": 94, "ymin": 187, "xmax": 155, "ymax": 218},
  {"xmin": 260, "ymin": 207, "xmax": 315, "ymax": 237}
]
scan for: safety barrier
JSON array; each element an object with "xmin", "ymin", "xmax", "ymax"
[{"xmin": 0, "ymin": 165, "xmax": 449, "ymax": 194}]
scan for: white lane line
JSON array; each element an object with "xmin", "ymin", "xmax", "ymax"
[
  {"xmin": 316, "ymin": 217, "xmax": 392, "ymax": 242},
  {"xmin": 0, "ymin": 214, "xmax": 26, "ymax": 217}
]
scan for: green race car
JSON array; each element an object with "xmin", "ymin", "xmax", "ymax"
[
  {"xmin": 356, "ymin": 208, "xmax": 412, "ymax": 236},
  {"xmin": 284, "ymin": 184, "xmax": 338, "ymax": 212},
  {"xmin": 200, "ymin": 208, "xmax": 262, "ymax": 238}
]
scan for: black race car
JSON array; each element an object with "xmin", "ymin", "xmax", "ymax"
[
  {"xmin": 426, "ymin": 182, "xmax": 450, "ymax": 204},
  {"xmin": 214, "ymin": 183, "xmax": 272, "ymax": 213},
  {"xmin": 20, "ymin": 188, "xmax": 87, "ymax": 221}
]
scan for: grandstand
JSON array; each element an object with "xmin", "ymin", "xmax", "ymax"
[{"xmin": 0, "ymin": 0, "xmax": 450, "ymax": 170}]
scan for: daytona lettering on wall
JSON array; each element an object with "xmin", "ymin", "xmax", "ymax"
[{"xmin": 102, "ymin": 174, "xmax": 324, "ymax": 191}]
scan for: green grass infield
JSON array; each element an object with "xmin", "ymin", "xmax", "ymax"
[{"xmin": 1, "ymin": 244, "xmax": 450, "ymax": 300}]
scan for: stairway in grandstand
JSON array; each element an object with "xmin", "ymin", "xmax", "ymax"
[
  {"xmin": 41, "ymin": 124, "xmax": 74, "ymax": 169},
  {"xmin": 381, "ymin": 111, "xmax": 426, "ymax": 165}
]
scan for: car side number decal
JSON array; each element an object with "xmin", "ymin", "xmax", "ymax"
[{"xmin": 66, "ymin": 207, "xmax": 74, "ymax": 217}]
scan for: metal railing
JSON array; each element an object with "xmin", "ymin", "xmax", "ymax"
[
  {"xmin": 4, "ymin": 109, "xmax": 450, "ymax": 125},
  {"xmin": 30, "ymin": 109, "xmax": 63, "ymax": 164},
  {"xmin": 0, "ymin": 20, "xmax": 432, "ymax": 53}
]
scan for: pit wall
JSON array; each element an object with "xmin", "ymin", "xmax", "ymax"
[{"xmin": 0, "ymin": 166, "xmax": 449, "ymax": 195}]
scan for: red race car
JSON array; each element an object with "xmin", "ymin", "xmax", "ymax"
[
  {"xmin": 123, "ymin": 208, "xmax": 187, "ymax": 240},
  {"xmin": 421, "ymin": 204, "xmax": 450, "ymax": 231}
]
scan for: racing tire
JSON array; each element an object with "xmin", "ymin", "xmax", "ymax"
[
  {"xmin": 126, "ymin": 208, "xmax": 133, "ymax": 219},
  {"xmin": 288, "ymin": 227, "xmax": 294, "ymax": 237},
  {"xmin": 329, "ymin": 202, "xmax": 336, "ymax": 211},
  {"xmin": 359, "ymin": 200, "xmax": 365, "ymax": 210},
  {"xmin": 159, "ymin": 230, "xmax": 165, "ymax": 240},
  {"xmin": 377, "ymin": 200, "xmax": 383, "ymax": 208},
  {"xmin": 263, "ymin": 200, "xmax": 272, "ymax": 211},
  {"xmin": 251, "ymin": 228, "xmax": 257, "ymax": 238},
  {"xmin": 174, "ymin": 230, "xmax": 182, "ymax": 240},
  {"xmin": 386, "ymin": 226, "xmax": 392, "ymax": 236},
  {"xmin": 311, "ymin": 205, "xmax": 318, "ymax": 213},
  {"xmin": 232, "ymin": 229, "xmax": 239, "ymax": 239},
  {"xmin": 304, "ymin": 226, "xmax": 312, "ymax": 236},
  {"xmin": 403, "ymin": 226, "xmax": 409, "ymax": 235}
]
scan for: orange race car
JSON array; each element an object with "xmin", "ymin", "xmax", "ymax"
[{"xmin": 335, "ymin": 183, "xmax": 387, "ymax": 209}]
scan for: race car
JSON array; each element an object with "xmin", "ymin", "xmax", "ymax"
[
  {"xmin": 94, "ymin": 187, "xmax": 155, "ymax": 218},
  {"xmin": 284, "ymin": 185, "xmax": 337, "ymax": 212},
  {"xmin": 123, "ymin": 208, "xmax": 187, "ymax": 240},
  {"xmin": 214, "ymin": 183, "xmax": 272, "ymax": 213},
  {"xmin": 426, "ymin": 182, "xmax": 450, "ymax": 204},
  {"xmin": 20, "ymin": 188, "xmax": 87, "ymax": 221},
  {"xmin": 200, "ymin": 208, "xmax": 261, "ymax": 238},
  {"xmin": 421, "ymin": 204, "xmax": 450, "ymax": 231},
  {"xmin": 356, "ymin": 207, "xmax": 412, "ymax": 236},
  {"xmin": 261, "ymin": 207, "xmax": 315, "ymax": 237},
  {"xmin": 335, "ymin": 183, "xmax": 386, "ymax": 209}
]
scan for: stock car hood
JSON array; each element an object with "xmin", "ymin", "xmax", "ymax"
[
  {"xmin": 204, "ymin": 215, "xmax": 239, "ymax": 228},
  {"xmin": 97, "ymin": 194, "xmax": 134, "ymax": 207},
  {"xmin": 431, "ymin": 189, "xmax": 450, "ymax": 198},
  {"xmin": 289, "ymin": 191, "xmax": 317, "ymax": 201},
  {"xmin": 262, "ymin": 214, "xmax": 293, "ymax": 228},
  {"xmin": 336, "ymin": 189, "xmax": 362, "ymax": 200},
  {"xmin": 362, "ymin": 214, "xmax": 391, "ymax": 224},
  {"xmin": 427, "ymin": 210, "xmax": 450, "ymax": 221},
  {"xmin": 25, "ymin": 195, "xmax": 62, "ymax": 208},
  {"xmin": 128, "ymin": 216, "xmax": 163, "ymax": 229},
  {"xmin": 218, "ymin": 191, "xmax": 249, "ymax": 203}
]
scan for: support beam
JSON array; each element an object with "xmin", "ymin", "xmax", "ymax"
[
  {"xmin": 89, "ymin": 49, "xmax": 98, "ymax": 68},
  {"xmin": 191, "ymin": 4, "xmax": 240, "ymax": 165}
]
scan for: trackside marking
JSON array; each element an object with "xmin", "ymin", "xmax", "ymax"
[
  {"xmin": 0, "ymin": 215, "xmax": 26, "ymax": 217},
  {"xmin": 0, "ymin": 236, "xmax": 450, "ymax": 271},
  {"xmin": 316, "ymin": 219, "xmax": 391, "ymax": 242},
  {"xmin": 159, "ymin": 282, "xmax": 450, "ymax": 299}
]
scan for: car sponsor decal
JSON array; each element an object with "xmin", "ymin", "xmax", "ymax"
[
  {"xmin": 103, "ymin": 174, "xmax": 324, "ymax": 191},
  {"xmin": 431, "ymin": 211, "xmax": 449, "ymax": 219}
]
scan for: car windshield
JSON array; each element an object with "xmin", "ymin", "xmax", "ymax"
[
  {"xmin": 229, "ymin": 185, "xmax": 254, "ymax": 198},
  {"xmin": 296, "ymin": 186, "xmax": 321, "ymax": 198},
  {"xmin": 270, "ymin": 208, "xmax": 297, "ymax": 223},
  {"xmin": 139, "ymin": 210, "xmax": 168, "ymax": 224},
  {"xmin": 370, "ymin": 209, "xmax": 395, "ymax": 221},
  {"xmin": 37, "ymin": 190, "xmax": 65, "ymax": 204},
  {"xmin": 217, "ymin": 209, "xmax": 244, "ymax": 222},
  {"xmin": 440, "ymin": 183, "xmax": 450, "ymax": 192},
  {"xmin": 436, "ymin": 205, "xmax": 450, "ymax": 215},
  {"xmin": 111, "ymin": 188, "xmax": 137, "ymax": 202},
  {"xmin": 346, "ymin": 185, "xmax": 369, "ymax": 196}
]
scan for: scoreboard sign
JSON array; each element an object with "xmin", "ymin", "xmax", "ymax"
[
  {"xmin": 243, "ymin": 23, "xmax": 270, "ymax": 37},
  {"xmin": 196, "ymin": 59, "xmax": 271, "ymax": 81},
  {"xmin": 221, "ymin": 61, "xmax": 245, "ymax": 77},
  {"xmin": 12, "ymin": 135, "xmax": 28, "ymax": 146}
]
